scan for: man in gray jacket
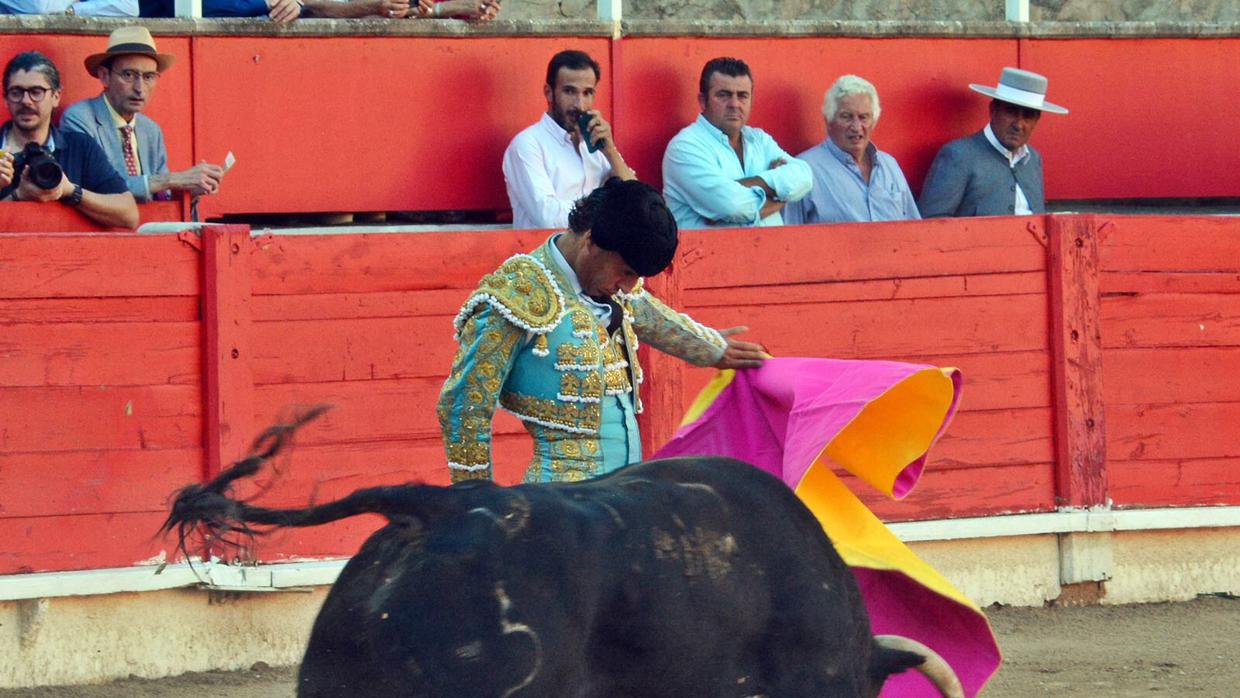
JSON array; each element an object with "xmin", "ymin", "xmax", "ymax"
[
  {"xmin": 918, "ymin": 67, "xmax": 1067, "ymax": 218},
  {"xmin": 62, "ymin": 27, "xmax": 223, "ymax": 203}
]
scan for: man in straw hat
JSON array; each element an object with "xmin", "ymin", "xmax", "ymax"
[
  {"xmin": 62, "ymin": 27, "xmax": 225, "ymax": 203},
  {"xmin": 918, "ymin": 67, "xmax": 1068, "ymax": 218}
]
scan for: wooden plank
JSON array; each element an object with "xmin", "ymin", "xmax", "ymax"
[
  {"xmin": 1108, "ymin": 402, "xmax": 1240, "ymax": 462},
  {"xmin": 1047, "ymin": 215, "xmax": 1108, "ymax": 507},
  {"xmin": 0, "ymin": 512, "xmax": 173, "ymax": 575},
  {"xmin": 0, "ymin": 322, "xmax": 199, "ymax": 388},
  {"xmin": 684, "ymin": 294, "xmax": 1048, "ymax": 359},
  {"xmin": 639, "ymin": 269, "xmax": 688, "ymax": 458},
  {"xmin": 252, "ymin": 379, "xmax": 527, "ymax": 444},
  {"xmin": 1101, "ymin": 271, "xmax": 1240, "ymax": 296},
  {"xmin": 848, "ymin": 462, "xmax": 1057, "ymax": 521},
  {"xmin": 1108, "ymin": 457, "xmax": 1240, "ymax": 508},
  {"xmin": 929, "ymin": 407, "xmax": 1055, "ymax": 469},
  {"xmin": 1101, "ymin": 293, "xmax": 1240, "ymax": 349},
  {"xmin": 252, "ymin": 289, "xmax": 466, "ymax": 322},
  {"xmin": 677, "ymin": 218, "xmax": 1046, "ymax": 290},
  {"xmin": 0, "ymin": 234, "xmax": 198, "ymax": 299},
  {"xmin": 0, "ymin": 385, "xmax": 201, "ymax": 453},
  {"xmin": 1100, "ymin": 216, "xmax": 1240, "ymax": 272},
  {"xmin": 0, "ymin": 297, "xmax": 198, "ymax": 324},
  {"xmin": 250, "ymin": 316, "xmax": 458, "ymax": 385},
  {"xmin": 686, "ymin": 271, "xmax": 1046, "ymax": 308},
  {"xmin": 0, "ymin": 449, "xmax": 200, "ymax": 519},
  {"xmin": 202, "ymin": 226, "xmax": 256, "ymax": 477},
  {"xmin": 249, "ymin": 230, "xmax": 549, "ymax": 296},
  {"xmin": 1104, "ymin": 347, "xmax": 1240, "ymax": 405}
]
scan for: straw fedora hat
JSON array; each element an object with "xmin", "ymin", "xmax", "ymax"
[
  {"xmin": 84, "ymin": 26, "xmax": 176, "ymax": 77},
  {"xmin": 969, "ymin": 67, "xmax": 1068, "ymax": 115}
]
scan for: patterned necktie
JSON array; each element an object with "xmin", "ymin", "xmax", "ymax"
[{"xmin": 120, "ymin": 125, "xmax": 138, "ymax": 176}]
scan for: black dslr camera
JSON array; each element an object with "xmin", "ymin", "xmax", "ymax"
[{"xmin": 14, "ymin": 142, "xmax": 64, "ymax": 190}]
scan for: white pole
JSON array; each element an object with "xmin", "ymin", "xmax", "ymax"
[
  {"xmin": 174, "ymin": 0, "xmax": 203, "ymax": 18},
  {"xmin": 1005, "ymin": 0, "xmax": 1030, "ymax": 22},
  {"xmin": 597, "ymin": 0, "xmax": 621, "ymax": 22}
]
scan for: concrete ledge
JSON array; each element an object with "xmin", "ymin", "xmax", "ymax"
[
  {"xmin": 2, "ymin": 16, "xmax": 1239, "ymax": 38},
  {"xmin": 4, "ymin": 506, "xmax": 1237, "ymax": 603}
]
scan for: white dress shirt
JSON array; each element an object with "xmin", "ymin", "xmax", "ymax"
[
  {"xmin": 983, "ymin": 124, "xmax": 1033, "ymax": 216},
  {"xmin": 0, "ymin": 0, "xmax": 137, "ymax": 15},
  {"xmin": 502, "ymin": 112, "xmax": 613, "ymax": 230}
]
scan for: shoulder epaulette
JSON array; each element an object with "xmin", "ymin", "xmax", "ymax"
[{"xmin": 452, "ymin": 254, "xmax": 566, "ymax": 337}]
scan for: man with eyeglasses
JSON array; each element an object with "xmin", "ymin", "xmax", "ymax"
[
  {"xmin": 62, "ymin": 27, "xmax": 225, "ymax": 203},
  {"xmin": 0, "ymin": 51, "xmax": 137, "ymax": 228}
]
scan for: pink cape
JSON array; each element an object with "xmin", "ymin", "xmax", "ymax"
[{"xmin": 654, "ymin": 357, "xmax": 1000, "ymax": 697}]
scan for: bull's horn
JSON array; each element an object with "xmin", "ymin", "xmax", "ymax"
[{"xmin": 874, "ymin": 634, "xmax": 964, "ymax": 698}]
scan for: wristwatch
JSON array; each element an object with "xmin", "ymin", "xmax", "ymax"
[{"xmin": 61, "ymin": 183, "xmax": 84, "ymax": 206}]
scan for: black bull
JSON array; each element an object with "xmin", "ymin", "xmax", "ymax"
[{"xmin": 164, "ymin": 420, "xmax": 962, "ymax": 697}]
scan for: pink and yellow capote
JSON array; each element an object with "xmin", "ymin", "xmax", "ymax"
[{"xmin": 653, "ymin": 357, "xmax": 1001, "ymax": 697}]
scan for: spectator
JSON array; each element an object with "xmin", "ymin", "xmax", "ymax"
[
  {"xmin": 138, "ymin": 0, "xmax": 301, "ymax": 22},
  {"xmin": 422, "ymin": 0, "xmax": 499, "ymax": 19},
  {"xmin": 0, "ymin": 51, "xmax": 137, "ymax": 228},
  {"xmin": 439, "ymin": 179, "xmax": 765, "ymax": 484},
  {"xmin": 300, "ymin": 0, "xmax": 428, "ymax": 18},
  {"xmin": 918, "ymin": 67, "xmax": 1068, "ymax": 218},
  {"xmin": 662, "ymin": 56, "xmax": 811, "ymax": 229},
  {"xmin": 0, "ymin": 0, "xmax": 134, "ymax": 16},
  {"xmin": 784, "ymin": 75, "xmax": 919, "ymax": 225},
  {"xmin": 502, "ymin": 50, "xmax": 635, "ymax": 230},
  {"xmin": 62, "ymin": 27, "xmax": 225, "ymax": 203}
]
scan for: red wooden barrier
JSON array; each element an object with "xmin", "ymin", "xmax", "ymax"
[
  {"xmin": 1099, "ymin": 216, "xmax": 1240, "ymax": 506},
  {"xmin": 2, "ymin": 215, "xmax": 1239, "ymax": 574}
]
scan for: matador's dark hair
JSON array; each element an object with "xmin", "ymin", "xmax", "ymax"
[{"xmin": 567, "ymin": 179, "xmax": 678, "ymax": 277}]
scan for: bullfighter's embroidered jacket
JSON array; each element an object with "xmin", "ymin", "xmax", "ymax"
[{"xmin": 438, "ymin": 236, "xmax": 727, "ymax": 483}]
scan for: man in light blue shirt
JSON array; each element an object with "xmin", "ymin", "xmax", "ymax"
[
  {"xmin": 662, "ymin": 57, "xmax": 811, "ymax": 229},
  {"xmin": 784, "ymin": 75, "xmax": 919, "ymax": 225}
]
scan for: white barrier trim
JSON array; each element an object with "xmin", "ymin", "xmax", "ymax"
[
  {"xmin": 2, "ymin": 506, "xmax": 1237, "ymax": 602},
  {"xmin": 889, "ymin": 505, "xmax": 1240, "ymax": 542}
]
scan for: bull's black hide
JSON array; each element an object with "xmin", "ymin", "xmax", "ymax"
[{"xmin": 165, "ymin": 427, "xmax": 926, "ymax": 697}]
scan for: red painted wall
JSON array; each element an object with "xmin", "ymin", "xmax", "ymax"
[
  {"xmin": 3, "ymin": 214, "xmax": 1238, "ymax": 575},
  {"xmin": 1, "ymin": 32, "xmax": 1236, "ymax": 224}
]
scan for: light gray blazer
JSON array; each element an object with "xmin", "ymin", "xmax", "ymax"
[
  {"xmin": 60, "ymin": 95, "xmax": 169, "ymax": 203},
  {"xmin": 918, "ymin": 131, "xmax": 1045, "ymax": 218}
]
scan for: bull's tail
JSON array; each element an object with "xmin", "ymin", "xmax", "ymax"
[
  {"xmin": 871, "ymin": 635, "xmax": 964, "ymax": 698},
  {"xmin": 160, "ymin": 406, "xmax": 446, "ymax": 559}
]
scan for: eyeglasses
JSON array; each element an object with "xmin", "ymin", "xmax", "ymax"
[
  {"xmin": 112, "ymin": 69, "xmax": 160, "ymax": 86},
  {"xmin": 4, "ymin": 86, "xmax": 52, "ymax": 103}
]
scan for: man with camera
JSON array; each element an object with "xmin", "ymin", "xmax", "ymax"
[
  {"xmin": 1, "ymin": 51, "xmax": 137, "ymax": 228},
  {"xmin": 502, "ymin": 50, "xmax": 636, "ymax": 230},
  {"xmin": 62, "ymin": 27, "xmax": 226, "ymax": 203}
]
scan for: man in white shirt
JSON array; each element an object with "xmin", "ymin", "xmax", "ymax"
[{"xmin": 502, "ymin": 50, "xmax": 635, "ymax": 230}]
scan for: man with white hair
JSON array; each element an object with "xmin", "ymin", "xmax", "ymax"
[
  {"xmin": 919, "ymin": 67, "xmax": 1068, "ymax": 218},
  {"xmin": 784, "ymin": 75, "xmax": 918, "ymax": 225}
]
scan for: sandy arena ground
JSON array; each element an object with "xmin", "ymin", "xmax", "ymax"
[{"xmin": 4, "ymin": 596, "xmax": 1237, "ymax": 697}]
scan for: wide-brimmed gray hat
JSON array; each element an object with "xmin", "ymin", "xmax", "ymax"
[{"xmin": 969, "ymin": 67, "xmax": 1068, "ymax": 115}]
